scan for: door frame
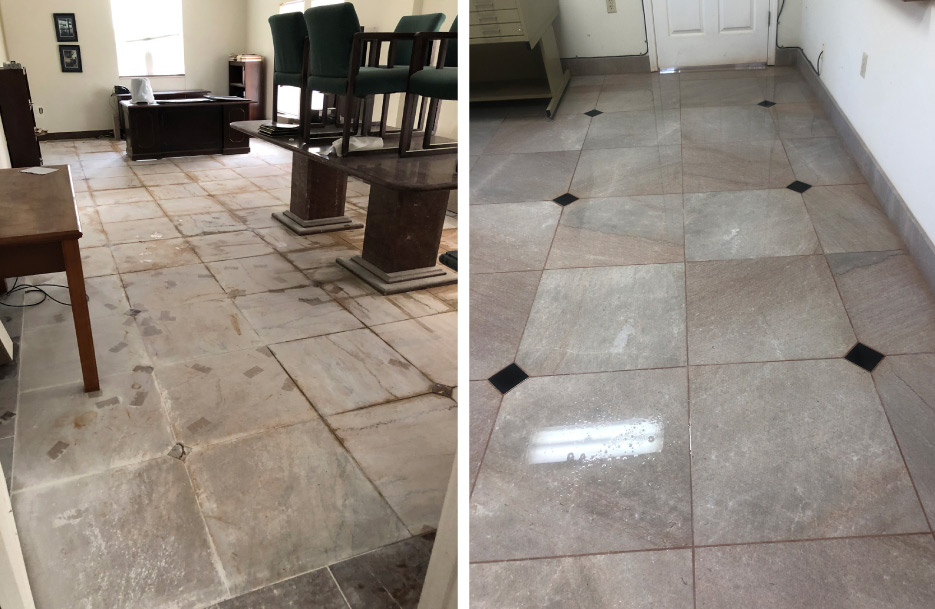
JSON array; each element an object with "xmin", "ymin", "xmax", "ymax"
[{"xmin": 645, "ymin": 0, "xmax": 781, "ymax": 71}]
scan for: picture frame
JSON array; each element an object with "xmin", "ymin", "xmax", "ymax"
[
  {"xmin": 59, "ymin": 45, "xmax": 82, "ymax": 73},
  {"xmin": 52, "ymin": 13, "xmax": 78, "ymax": 42}
]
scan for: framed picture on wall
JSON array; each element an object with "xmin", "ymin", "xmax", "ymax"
[
  {"xmin": 52, "ymin": 13, "xmax": 78, "ymax": 42},
  {"xmin": 59, "ymin": 45, "xmax": 82, "ymax": 73}
]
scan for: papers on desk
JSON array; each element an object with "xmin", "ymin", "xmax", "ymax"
[
  {"xmin": 333, "ymin": 136, "xmax": 384, "ymax": 157},
  {"xmin": 20, "ymin": 167, "xmax": 58, "ymax": 175}
]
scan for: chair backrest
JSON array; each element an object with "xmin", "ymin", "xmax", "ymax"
[
  {"xmin": 304, "ymin": 3, "xmax": 361, "ymax": 78},
  {"xmin": 392, "ymin": 13, "xmax": 446, "ymax": 66},
  {"xmin": 445, "ymin": 17, "xmax": 458, "ymax": 68},
  {"xmin": 268, "ymin": 12, "xmax": 307, "ymax": 76}
]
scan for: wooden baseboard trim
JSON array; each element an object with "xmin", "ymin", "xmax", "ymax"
[{"xmin": 38, "ymin": 130, "xmax": 114, "ymax": 141}]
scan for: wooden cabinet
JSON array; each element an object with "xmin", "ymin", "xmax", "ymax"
[
  {"xmin": 228, "ymin": 60, "xmax": 265, "ymax": 121},
  {"xmin": 0, "ymin": 67, "xmax": 42, "ymax": 168}
]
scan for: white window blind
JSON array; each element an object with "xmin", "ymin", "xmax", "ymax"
[
  {"xmin": 111, "ymin": 0, "xmax": 186, "ymax": 77},
  {"xmin": 279, "ymin": 1, "xmax": 303, "ymax": 14}
]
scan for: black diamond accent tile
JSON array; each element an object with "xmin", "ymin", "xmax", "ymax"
[
  {"xmin": 584, "ymin": 109, "xmax": 603, "ymax": 117},
  {"xmin": 845, "ymin": 343, "xmax": 885, "ymax": 372},
  {"xmin": 758, "ymin": 100, "xmax": 777, "ymax": 107},
  {"xmin": 553, "ymin": 193, "xmax": 579, "ymax": 207},
  {"xmin": 787, "ymin": 180, "xmax": 813, "ymax": 193},
  {"xmin": 489, "ymin": 363, "xmax": 529, "ymax": 394}
]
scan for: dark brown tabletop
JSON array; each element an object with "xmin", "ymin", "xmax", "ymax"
[
  {"xmin": 230, "ymin": 120, "xmax": 457, "ymax": 191},
  {"xmin": 0, "ymin": 165, "xmax": 80, "ymax": 246}
]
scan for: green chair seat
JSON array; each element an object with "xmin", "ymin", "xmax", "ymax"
[
  {"xmin": 274, "ymin": 72, "xmax": 304, "ymax": 88},
  {"xmin": 409, "ymin": 67, "xmax": 457, "ymax": 100},
  {"xmin": 308, "ymin": 66, "xmax": 410, "ymax": 99}
]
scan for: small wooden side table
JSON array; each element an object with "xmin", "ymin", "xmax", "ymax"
[{"xmin": 0, "ymin": 166, "xmax": 99, "ymax": 392}]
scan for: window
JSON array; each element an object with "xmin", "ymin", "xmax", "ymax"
[
  {"xmin": 111, "ymin": 0, "xmax": 185, "ymax": 77},
  {"xmin": 279, "ymin": 1, "xmax": 303, "ymax": 13}
]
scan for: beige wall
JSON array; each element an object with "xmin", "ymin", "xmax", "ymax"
[
  {"xmin": 0, "ymin": 0, "xmax": 248, "ymax": 134},
  {"xmin": 0, "ymin": 6, "xmax": 11, "ymax": 169}
]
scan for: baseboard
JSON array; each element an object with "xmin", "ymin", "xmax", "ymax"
[
  {"xmin": 561, "ymin": 55, "xmax": 651, "ymax": 76},
  {"xmin": 792, "ymin": 48, "xmax": 935, "ymax": 293},
  {"xmin": 38, "ymin": 130, "xmax": 114, "ymax": 141},
  {"xmin": 774, "ymin": 47, "xmax": 798, "ymax": 66}
]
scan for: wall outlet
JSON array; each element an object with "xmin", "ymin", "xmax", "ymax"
[
  {"xmin": 606, "ymin": 0, "xmax": 617, "ymax": 13},
  {"xmin": 860, "ymin": 52, "xmax": 869, "ymax": 78}
]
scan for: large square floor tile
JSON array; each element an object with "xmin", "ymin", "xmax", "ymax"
[
  {"xmin": 470, "ymin": 152, "xmax": 579, "ymax": 205},
  {"xmin": 680, "ymin": 77, "xmax": 765, "ymax": 107},
  {"xmin": 484, "ymin": 115, "xmax": 591, "ymax": 154},
  {"xmin": 205, "ymin": 253, "xmax": 308, "ymax": 295},
  {"xmin": 330, "ymin": 534, "xmax": 432, "ymax": 609},
  {"xmin": 471, "ymin": 550, "xmax": 694, "ymax": 609},
  {"xmin": 687, "ymin": 256, "xmax": 855, "ymax": 364},
  {"xmin": 683, "ymin": 140, "xmax": 794, "ymax": 193},
  {"xmin": 188, "ymin": 231, "xmax": 276, "ymax": 262},
  {"xmin": 24, "ymin": 274, "xmax": 129, "ymax": 328},
  {"xmin": 330, "ymin": 394, "xmax": 456, "ymax": 535},
  {"xmin": 684, "ymin": 189, "xmax": 819, "ymax": 261},
  {"xmin": 516, "ymin": 264, "xmax": 686, "ymax": 375},
  {"xmin": 470, "ymin": 271, "xmax": 540, "ymax": 380},
  {"xmin": 471, "ymin": 368, "xmax": 691, "ymax": 560},
  {"xmin": 803, "ymin": 185, "xmax": 903, "ymax": 253},
  {"xmin": 828, "ymin": 251, "xmax": 935, "ymax": 354},
  {"xmin": 691, "ymin": 359, "xmax": 927, "ymax": 545},
  {"xmin": 270, "ymin": 329, "xmax": 433, "ymax": 416},
  {"xmin": 784, "ymin": 137, "xmax": 865, "ymax": 186},
  {"xmin": 570, "ymin": 146, "xmax": 681, "ymax": 197},
  {"xmin": 110, "ymin": 238, "xmax": 201, "ymax": 273},
  {"xmin": 548, "ymin": 195, "xmax": 684, "ymax": 268},
  {"xmin": 186, "ymin": 419, "xmax": 409, "ymax": 595},
  {"xmin": 469, "ymin": 381, "xmax": 502, "ymax": 491},
  {"xmin": 582, "ymin": 109, "xmax": 680, "ymax": 149},
  {"xmin": 372, "ymin": 312, "xmax": 457, "ymax": 387},
  {"xmin": 122, "ymin": 263, "xmax": 226, "ymax": 311},
  {"xmin": 14, "ymin": 458, "xmax": 226, "ymax": 609},
  {"xmin": 234, "ymin": 286, "xmax": 362, "ymax": 344},
  {"xmin": 470, "ymin": 201, "xmax": 561, "ymax": 273},
  {"xmin": 680, "ymin": 105, "xmax": 777, "ymax": 144},
  {"xmin": 695, "ymin": 535, "xmax": 935, "ymax": 609}
]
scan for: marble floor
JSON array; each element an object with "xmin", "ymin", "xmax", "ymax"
[
  {"xmin": 0, "ymin": 137, "xmax": 457, "ymax": 609},
  {"xmin": 469, "ymin": 67, "xmax": 935, "ymax": 607}
]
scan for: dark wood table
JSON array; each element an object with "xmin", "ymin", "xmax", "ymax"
[
  {"xmin": 231, "ymin": 120, "xmax": 457, "ymax": 295},
  {"xmin": 121, "ymin": 98, "xmax": 251, "ymax": 161},
  {"xmin": 113, "ymin": 89, "xmax": 210, "ymax": 139},
  {"xmin": 0, "ymin": 166, "xmax": 98, "ymax": 392}
]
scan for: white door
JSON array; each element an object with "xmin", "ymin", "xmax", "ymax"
[{"xmin": 651, "ymin": 0, "xmax": 771, "ymax": 69}]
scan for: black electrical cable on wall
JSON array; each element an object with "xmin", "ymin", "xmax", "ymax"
[
  {"xmin": 588, "ymin": 0, "xmax": 650, "ymax": 59},
  {"xmin": 777, "ymin": 0, "xmax": 823, "ymax": 75}
]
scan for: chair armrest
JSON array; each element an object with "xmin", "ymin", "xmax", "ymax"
[{"xmin": 409, "ymin": 31, "xmax": 457, "ymax": 74}]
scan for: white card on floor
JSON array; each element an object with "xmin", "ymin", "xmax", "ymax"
[{"xmin": 20, "ymin": 167, "xmax": 58, "ymax": 175}]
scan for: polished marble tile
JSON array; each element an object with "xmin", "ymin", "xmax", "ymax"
[
  {"xmin": 596, "ymin": 77, "xmax": 661, "ymax": 113},
  {"xmin": 330, "ymin": 394, "xmax": 456, "ymax": 534},
  {"xmin": 784, "ymin": 137, "xmax": 865, "ymax": 186},
  {"xmin": 471, "ymin": 368, "xmax": 692, "ymax": 560},
  {"xmin": 131, "ymin": 162, "xmax": 188, "ymax": 176},
  {"xmin": 695, "ymin": 535, "xmax": 935, "ymax": 609},
  {"xmin": 206, "ymin": 253, "xmax": 308, "ymax": 295},
  {"xmin": 470, "ymin": 151, "xmax": 579, "ymax": 205},
  {"xmin": 13, "ymin": 458, "xmax": 226, "ymax": 609},
  {"xmin": 123, "ymin": 263, "xmax": 225, "ymax": 310},
  {"xmin": 554, "ymin": 82, "xmax": 602, "ymax": 116},
  {"xmin": 691, "ymin": 359, "xmax": 927, "ymax": 545},
  {"xmin": 110, "ymin": 237, "xmax": 202, "ymax": 273},
  {"xmin": 157, "ymin": 347, "xmax": 316, "ymax": 447},
  {"xmin": 102, "ymin": 217, "xmax": 182, "ymax": 244},
  {"xmin": 517, "ymin": 264, "xmax": 686, "ymax": 375},
  {"xmin": 469, "ymin": 380, "xmax": 501, "ymax": 491},
  {"xmin": 186, "ymin": 419, "xmax": 409, "ymax": 595},
  {"xmin": 174, "ymin": 158, "xmax": 226, "ymax": 172},
  {"xmin": 148, "ymin": 182, "xmax": 209, "ymax": 200},
  {"xmin": 758, "ymin": 74, "xmax": 818, "ymax": 104},
  {"xmin": 214, "ymin": 190, "xmax": 282, "ymax": 210},
  {"xmin": 330, "ymin": 534, "xmax": 433, "ymax": 609},
  {"xmin": 571, "ymin": 146, "xmax": 682, "ymax": 197},
  {"xmin": 680, "ymin": 105, "xmax": 777, "ymax": 144},
  {"xmin": 873, "ymin": 354, "xmax": 935, "ymax": 523},
  {"xmin": 136, "ymin": 299, "xmax": 263, "ymax": 365},
  {"xmin": 683, "ymin": 139, "xmax": 794, "ymax": 192},
  {"xmin": 470, "ymin": 271, "xmax": 540, "ymax": 380},
  {"xmin": 684, "ymin": 189, "xmax": 820, "ymax": 261},
  {"xmin": 687, "ymin": 256, "xmax": 854, "ymax": 364},
  {"xmin": 271, "ymin": 329, "xmax": 433, "ymax": 416},
  {"xmin": 88, "ymin": 175, "xmax": 143, "ymax": 191},
  {"xmin": 547, "ymin": 195, "xmax": 684, "ymax": 268},
  {"xmin": 157, "ymin": 195, "xmax": 227, "ymax": 216},
  {"xmin": 188, "ymin": 231, "xmax": 276, "ymax": 262},
  {"xmin": 828, "ymin": 251, "xmax": 935, "ymax": 354},
  {"xmin": 211, "ymin": 568, "xmax": 349, "ymax": 609},
  {"xmin": 803, "ymin": 184, "xmax": 903, "ymax": 253},
  {"xmin": 96, "ymin": 200, "xmax": 165, "ymax": 224},
  {"xmin": 139, "ymin": 171, "xmax": 193, "ymax": 187},
  {"xmin": 484, "ymin": 115, "xmax": 591, "ymax": 154},
  {"xmin": 372, "ymin": 312, "xmax": 457, "ymax": 387},
  {"xmin": 680, "ymin": 77, "xmax": 764, "ymax": 107},
  {"xmin": 200, "ymin": 178, "xmax": 262, "ymax": 195},
  {"xmin": 19, "ymin": 314, "xmax": 151, "ymax": 391},
  {"xmin": 91, "ymin": 187, "xmax": 154, "ymax": 206},
  {"xmin": 187, "ymin": 168, "xmax": 241, "ymax": 183},
  {"xmin": 234, "ymin": 286, "xmax": 362, "ymax": 344},
  {"xmin": 583, "ymin": 109, "xmax": 680, "ymax": 149},
  {"xmin": 469, "ymin": 202, "xmax": 560, "ymax": 274},
  {"xmin": 12, "ymin": 370, "xmax": 173, "ymax": 490},
  {"xmin": 338, "ymin": 291, "xmax": 450, "ymax": 327},
  {"xmin": 232, "ymin": 164, "xmax": 286, "ymax": 179},
  {"xmin": 770, "ymin": 102, "xmax": 836, "ymax": 138},
  {"xmin": 471, "ymin": 550, "xmax": 694, "ymax": 609}
]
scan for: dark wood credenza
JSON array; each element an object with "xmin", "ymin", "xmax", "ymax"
[
  {"xmin": 121, "ymin": 99, "xmax": 251, "ymax": 160},
  {"xmin": 113, "ymin": 89, "xmax": 209, "ymax": 139}
]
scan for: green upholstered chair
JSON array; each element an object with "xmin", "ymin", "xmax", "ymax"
[
  {"xmin": 268, "ymin": 12, "xmax": 309, "ymax": 126},
  {"xmin": 399, "ymin": 17, "xmax": 458, "ymax": 156}
]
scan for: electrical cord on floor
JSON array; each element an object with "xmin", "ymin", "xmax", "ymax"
[
  {"xmin": 0, "ymin": 278, "xmax": 74, "ymax": 308},
  {"xmin": 776, "ymin": 0, "xmax": 824, "ymax": 76}
]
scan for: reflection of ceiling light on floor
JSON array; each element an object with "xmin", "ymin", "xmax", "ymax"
[{"xmin": 525, "ymin": 419, "xmax": 663, "ymax": 465}]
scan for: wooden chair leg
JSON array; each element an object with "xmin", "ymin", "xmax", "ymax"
[
  {"xmin": 398, "ymin": 92, "xmax": 419, "ymax": 156},
  {"xmin": 341, "ymin": 95, "xmax": 354, "ymax": 155},
  {"xmin": 272, "ymin": 84, "xmax": 279, "ymax": 125},
  {"xmin": 422, "ymin": 98, "xmax": 441, "ymax": 149},
  {"xmin": 380, "ymin": 94, "xmax": 392, "ymax": 138},
  {"xmin": 62, "ymin": 239, "xmax": 99, "ymax": 393},
  {"xmin": 417, "ymin": 96, "xmax": 429, "ymax": 131}
]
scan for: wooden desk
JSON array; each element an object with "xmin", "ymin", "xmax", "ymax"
[
  {"xmin": 113, "ymin": 89, "xmax": 210, "ymax": 140},
  {"xmin": 231, "ymin": 120, "xmax": 457, "ymax": 295},
  {"xmin": 0, "ymin": 166, "xmax": 98, "ymax": 392},
  {"xmin": 121, "ymin": 98, "xmax": 251, "ymax": 161}
]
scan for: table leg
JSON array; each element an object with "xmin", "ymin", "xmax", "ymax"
[
  {"xmin": 337, "ymin": 184, "xmax": 456, "ymax": 295},
  {"xmin": 273, "ymin": 152, "xmax": 364, "ymax": 235},
  {"xmin": 62, "ymin": 239, "xmax": 99, "ymax": 393}
]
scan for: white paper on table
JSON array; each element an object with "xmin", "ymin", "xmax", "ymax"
[
  {"xmin": 20, "ymin": 167, "xmax": 58, "ymax": 175},
  {"xmin": 332, "ymin": 136, "xmax": 384, "ymax": 157}
]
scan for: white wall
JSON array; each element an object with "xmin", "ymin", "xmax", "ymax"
[
  {"xmin": 777, "ymin": 0, "xmax": 803, "ymax": 47},
  {"xmin": 0, "ymin": 6, "xmax": 11, "ymax": 169},
  {"xmin": 796, "ymin": 0, "xmax": 935, "ymax": 241},
  {"xmin": 0, "ymin": 0, "xmax": 248, "ymax": 133},
  {"xmin": 555, "ymin": 0, "xmax": 648, "ymax": 58}
]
